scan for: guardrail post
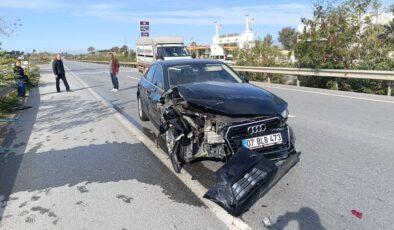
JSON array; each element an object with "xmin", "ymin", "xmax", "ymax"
[
  {"xmin": 296, "ymin": 77, "xmax": 300, "ymax": 87},
  {"xmin": 388, "ymin": 82, "xmax": 392, "ymax": 96},
  {"xmin": 267, "ymin": 76, "xmax": 271, "ymax": 83}
]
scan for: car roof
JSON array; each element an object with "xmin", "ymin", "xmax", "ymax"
[{"xmin": 155, "ymin": 59, "xmax": 225, "ymax": 68}]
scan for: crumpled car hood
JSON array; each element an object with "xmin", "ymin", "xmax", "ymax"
[{"xmin": 176, "ymin": 82, "xmax": 287, "ymax": 116}]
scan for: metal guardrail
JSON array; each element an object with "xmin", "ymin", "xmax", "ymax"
[
  {"xmin": 79, "ymin": 60, "xmax": 394, "ymax": 96},
  {"xmin": 79, "ymin": 60, "xmax": 138, "ymax": 68}
]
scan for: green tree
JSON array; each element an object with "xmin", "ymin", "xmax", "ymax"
[
  {"xmin": 262, "ymin": 34, "xmax": 273, "ymax": 46},
  {"xmin": 120, "ymin": 45, "xmax": 128, "ymax": 53},
  {"xmin": 110, "ymin": 46, "xmax": 119, "ymax": 53},
  {"xmin": 87, "ymin": 46, "xmax": 95, "ymax": 53},
  {"xmin": 379, "ymin": 20, "xmax": 394, "ymax": 43},
  {"xmin": 235, "ymin": 36, "xmax": 284, "ymax": 67},
  {"xmin": 294, "ymin": 0, "xmax": 394, "ymax": 93},
  {"xmin": 278, "ymin": 27, "xmax": 298, "ymax": 50}
]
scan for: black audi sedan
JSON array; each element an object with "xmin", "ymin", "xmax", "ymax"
[
  {"xmin": 137, "ymin": 59, "xmax": 300, "ymax": 215},
  {"xmin": 137, "ymin": 59, "xmax": 297, "ymax": 169}
]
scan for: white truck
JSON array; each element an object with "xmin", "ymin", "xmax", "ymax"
[{"xmin": 136, "ymin": 36, "xmax": 191, "ymax": 73}]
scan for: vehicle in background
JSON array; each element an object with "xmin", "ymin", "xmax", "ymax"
[{"xmin": 136, "ymin": 36, "xmax": 191, "ymax": 73}]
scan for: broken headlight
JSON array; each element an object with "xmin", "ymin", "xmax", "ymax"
[{"xmin": 280, "ymin": 108, "xmax": 289, "ymax": 119}]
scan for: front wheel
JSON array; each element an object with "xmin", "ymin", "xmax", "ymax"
[
  {"xmin": 165, "ymin": 127, "xmax": 183, "ymax": 173},
  {"xmin": 138, "ymin": 96, "xmax": 149, "ymax": 121}
]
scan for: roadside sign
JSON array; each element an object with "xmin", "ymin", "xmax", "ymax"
[
  {"xmin": 140, "ymin": 21, "xmax": 149, "ymax": 33},
  {"xmin": 141, "ymin": 32, "xmax": 149, "ymax": 37}
]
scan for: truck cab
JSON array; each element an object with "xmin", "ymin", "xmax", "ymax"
[{"xmin": 136, "ymin": 36, "xmax": 191, "ymax": 73}]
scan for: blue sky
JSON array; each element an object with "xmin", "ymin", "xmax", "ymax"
[{"xmin": 0, "ymin": 0, "xmax": 392, "ymax": 53}]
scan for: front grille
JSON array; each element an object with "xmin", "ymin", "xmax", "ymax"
[{"xmin": 223, "ymin": 117, "xmax": 290, "ymax": 154}]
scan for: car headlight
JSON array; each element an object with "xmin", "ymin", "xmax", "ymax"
[{"xmin": 280, "ymin": 108, "xmax": 289, "ymax": 119}]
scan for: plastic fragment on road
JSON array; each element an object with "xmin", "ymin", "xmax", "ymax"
[
  {"xmin": 0, "ymin": 146, "xmax": 9, "ymax": 154},
  {"xmin": 351, "ymin": 209, "xmax": 363, "ymax": 219},
  {"xmin": 262, "ymin": 216, "xmax": 272, "ymax": 227}
]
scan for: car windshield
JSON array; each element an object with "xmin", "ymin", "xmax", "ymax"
[
  {"xmin": 157, "ymin": 46, "xmax": 189, "ymax": 57},
  {"xmin": 167, "ymin": 63, "xmax": 242, "ymax": 88}
]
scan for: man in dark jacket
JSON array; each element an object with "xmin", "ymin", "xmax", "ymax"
[
  {"xmin": 52, "ymin": 53, "xmax": 71, "ymax": 92},
  {"xmin": 109, "ymin": 53, "xmax": 120, "ymax": 92}
]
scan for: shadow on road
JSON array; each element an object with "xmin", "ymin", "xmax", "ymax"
[
  {"xmin": 0, "ymin": 142, "xmax": 204, "ymax": 212},
  {"xmin": 38, "ymin": 85, "xmax": 103, "ymax": 96},
  {"xmin": 271, "ymin": 207, "xmax": 326, "ymax": 230},
  {"xmin": 0, "ymin": 86, "xmax": 41, "ymax": 221}
]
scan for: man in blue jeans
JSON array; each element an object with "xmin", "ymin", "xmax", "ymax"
[{"xmin": 109, "ymin": 53, "xmax": 120, "ymax": 92}]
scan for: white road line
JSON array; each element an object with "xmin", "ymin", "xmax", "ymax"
[
  {"xmin": 65, "ymin": 66, "xmax": 251, "ymax": 230},
  {"xmin": 257, "ymin": 84, "xmax": 394, "ymax": 104},
  {"xmin": 128, "ymin": 76, "xmax": 140, "ymax": 81},
  {"xmin": 288, "ymin": 115, "xmax": 296, "ymax": 118}
]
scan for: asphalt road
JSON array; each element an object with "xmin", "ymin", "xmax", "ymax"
[{"xmin": 1, "ymin": 60, "xmax": 394, "ymax": 229}]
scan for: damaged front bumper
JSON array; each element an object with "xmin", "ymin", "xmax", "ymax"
[{"xmin": 204, "ymin": 147, "xmax": 300, "ymax": 216}]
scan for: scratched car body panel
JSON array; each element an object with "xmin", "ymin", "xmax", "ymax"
[{"xmin": 137, "ymin": 59, "xmax": 300, "ymax": 215}]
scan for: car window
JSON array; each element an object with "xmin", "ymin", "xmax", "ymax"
[
  {"xmin": 152, "ymin": 65, "xmax": 164, "ymax": 89},
  {"xmin": 157, "ymin": 46, "xmax": 189, "ymax": 57},
  {"xmin": 167, "ymin": 63, "xmax": 242, "ymax": 88},
  {"xmin": 145, "ymin": 65, "xmax": 157, "ymax": 82}
]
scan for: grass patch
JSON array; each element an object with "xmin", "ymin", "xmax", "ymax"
[
  {"xmin": 0, "ymin": 91, "xmax": 21, "ymax": 118},
  {"xmin": 0, "ymin": 66, "xmax": 40, "ymax": 118},
  {"xmin": 26, "ymin": 66, "xmax": 40, "ymax": 89}
]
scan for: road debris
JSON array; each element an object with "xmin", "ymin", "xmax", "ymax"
[
  {"xmin": 262, "ymin": 216, "xmax": 272, "ymax": 227},
  {"xmin": 0, "ymin": 146, "xmax": 9, "ymax": 154},
  {"xmin": 351, "ymin": 209, "xmax": 363, "ymax": 219}
]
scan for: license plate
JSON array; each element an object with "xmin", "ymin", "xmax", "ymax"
[{"xmin": 242, "ymin": 133, "xmax": 283, "ymax": 150}]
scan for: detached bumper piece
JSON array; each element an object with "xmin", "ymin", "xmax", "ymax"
[{"xmin": 204, "ymin": 147, "xmax": 300, "ymax": 216}]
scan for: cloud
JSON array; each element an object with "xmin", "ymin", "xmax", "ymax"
[
  {"xmin": 0, "ymin": 0, "xmax": 312, "ymax": 27},
  {"xmin": 74, "ymin": 3, "xmax": 312, "ymax": 27},
  {"xmin": 0, "ymin": 0, "xmax": 70, "ymax": 11}
]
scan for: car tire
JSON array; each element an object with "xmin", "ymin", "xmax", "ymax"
[
  {"xmin": 138, "ymin": 96, "xmax": 149, "ymax": 121},
  {"xmin": 165, "ymin": 127, "xmax": 183, "ymax": 173}
]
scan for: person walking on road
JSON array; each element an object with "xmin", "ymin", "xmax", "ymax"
[
  {"xmin": 109, "ymin": 53, "xmax": 120, "ymax": 92},
  {"xmin": 52, "ymin": 53, "xmax": 71, "ymax": 92}
]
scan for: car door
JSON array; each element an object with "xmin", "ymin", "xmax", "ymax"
[
  {"xmin": 149, "ymin": 64, "xmax": 165, "ymax": 128},
  {"xmin": 140, "ymin": 64, "xmax": 157, "ymax": 120}
]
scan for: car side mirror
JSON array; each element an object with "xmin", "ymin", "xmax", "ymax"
[{"xmin": 240, "ymin": 75, "xmax": 249, "ymax": 83}]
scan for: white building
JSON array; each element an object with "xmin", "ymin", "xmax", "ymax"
[{"xmin": 210, "ymin": 15, "xmax": 255, "ymax": 60}]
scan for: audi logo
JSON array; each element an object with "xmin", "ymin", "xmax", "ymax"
[{"xmin": 247, "ymin": 124, "xmax": 266, "ymax": 134}]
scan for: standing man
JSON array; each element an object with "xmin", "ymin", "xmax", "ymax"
[
  {"xmin": 52, "ymin": 53, "xmax": 71, "ymax": 92},
  {"xmin": 109, "ymin": 53, "xmax": 120, "ymax": 92}
]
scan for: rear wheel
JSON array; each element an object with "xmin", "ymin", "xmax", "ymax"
[{"xmin": 138, "ymin": 96, "xmax": 149, "ymax": 121}]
